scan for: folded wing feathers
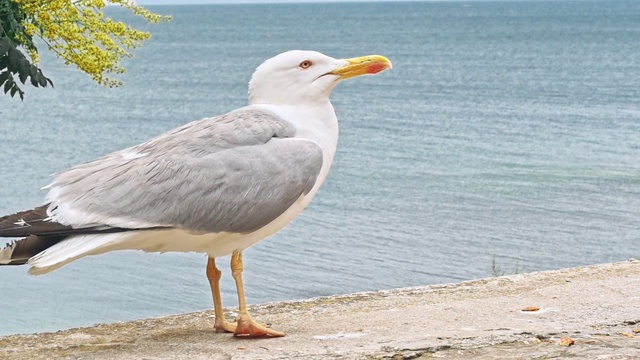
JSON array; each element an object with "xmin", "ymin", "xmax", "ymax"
[{"xmin": 42, "ymin": 108, "xmax": 315, "ymax": 234}]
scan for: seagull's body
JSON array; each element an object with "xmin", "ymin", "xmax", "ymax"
[
  {"xmin": 0, "ymin": 50, "xmax": 391, "ymax": 337},
  {"xmin": 26, "ymin": 102, "xmax": 337, "ymax": 274}
]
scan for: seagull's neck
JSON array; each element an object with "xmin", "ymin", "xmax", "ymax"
[
  {"xmin": 250, "ymin": 100, "xmax": 339, "ymax": 185},
  {"xmin": 250, "ymin": 101, "xmax": 338, "ymax": 146}
]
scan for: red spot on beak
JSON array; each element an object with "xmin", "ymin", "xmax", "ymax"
[{"xmin": 367, "ymin": 63, "xmax": 387, "ymax": 74}]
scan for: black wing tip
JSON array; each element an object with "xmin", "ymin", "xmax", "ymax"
[
  {"xmin": 0, "ymin": 205, "xmax": 70, "ymax": 238},
  {"xmin": 0, "ymin": 235, "xmax": 67, "ymax": 267}
]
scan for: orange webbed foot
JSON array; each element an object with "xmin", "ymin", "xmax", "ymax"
[
  {"xmin": 233, "ymin": 314, "xmax": 285, "ymax": 338},
  {"xmin": 214, "ymin": 319, "xmax": 237, "ymax": 334}
]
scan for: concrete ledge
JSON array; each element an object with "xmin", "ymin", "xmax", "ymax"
[{"xmin": 1, "ymin": 260, "xmax": 639, "ymax": 359}]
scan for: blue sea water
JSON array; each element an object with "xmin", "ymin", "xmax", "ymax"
[{"xmin": 0, "ymin": 0, "xmax": 639, "ymax": 336}]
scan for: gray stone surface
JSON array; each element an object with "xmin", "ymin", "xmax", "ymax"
[{"xmin": 1, "ymin": 260, "xmax": 639, "ymax": 359}]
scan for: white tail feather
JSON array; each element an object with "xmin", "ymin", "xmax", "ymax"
[{"xmin": 27, "ymin": 233, "xmax": 129, "ymax": 275}]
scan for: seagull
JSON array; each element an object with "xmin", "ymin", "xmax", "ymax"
[{"xmin": 0, "ymin": 50, "xmax": 392, "ymax": 337}]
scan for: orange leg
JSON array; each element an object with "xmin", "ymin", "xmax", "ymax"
[
  {"xmin": 230, "ymin": 251, "xmax": 285, "ymax": 338},
  {"xmin": 206, "ymin": 256, "xmax": 237, "ymax": 333}
]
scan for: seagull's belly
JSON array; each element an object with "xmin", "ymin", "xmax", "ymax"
[{"xmin": 116, "ymin": 192, "xmax": 314, "ymax": 257}]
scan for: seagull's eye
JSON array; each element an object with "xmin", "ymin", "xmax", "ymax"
[{"xmin": 299, "ymin": 60, "xmax": 313, "ymax": 69}]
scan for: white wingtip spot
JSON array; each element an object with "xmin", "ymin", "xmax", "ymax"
[
  {"xmin": 14, "ymin": 219, "xmax": 28, "ymax": 227},
  {"xmin": 0, "ymin": 241, "xmax": 17, "ymax": 264}
]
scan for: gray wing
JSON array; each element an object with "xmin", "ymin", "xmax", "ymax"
[{"xmin": 44, "ymin": 108, "xmax": 324, "ymax": 234}]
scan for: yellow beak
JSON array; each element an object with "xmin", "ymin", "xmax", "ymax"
[{"xmin": 330, "ymin": 55, "xmax": 392, "ymax": 80}]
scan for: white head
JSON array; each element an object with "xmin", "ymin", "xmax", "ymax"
[{"xmin": 248, "ymin": 50, "xmax": 392, "ymax": 106}]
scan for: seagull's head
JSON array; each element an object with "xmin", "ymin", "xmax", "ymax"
[{"xmin": 248, "ymin": 50, "xmax": 392, "ymax": 106}]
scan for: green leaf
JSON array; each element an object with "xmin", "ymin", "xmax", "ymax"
[
  {"xmin": 36, "ymin": 70, "xmax": 47, "ymax": 87},
  {"xmin": 0, "ymin": 55, "xmax": 8, "ymax": 70},
  {"xmin": 7, "ymin": 48, "xmax": 24, "ymax": 70},
  {"xmin": 7, "ymin": 81, "xmax": 24, "ymax": 100},
  {"xmin": 17, "ymin": 58, "xmax": 30, "ymax": 83},
  {"xmin": 0, "ymin": 38, "xmax": 13, "ymax": 56},
  {"xmin": 18, "ymin": 67, "xmax": 28, "ymax": 84},
  {"xmin": 0, "ymin": 71, "xmax": 9, "ymax": 87},
  {"xmin": 29, "ymin": 66, "xmax": 38, "ymax": 87},
  {"xmin": 4, "ymin": 76, "xmax": 14, "ymax": 94}
]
